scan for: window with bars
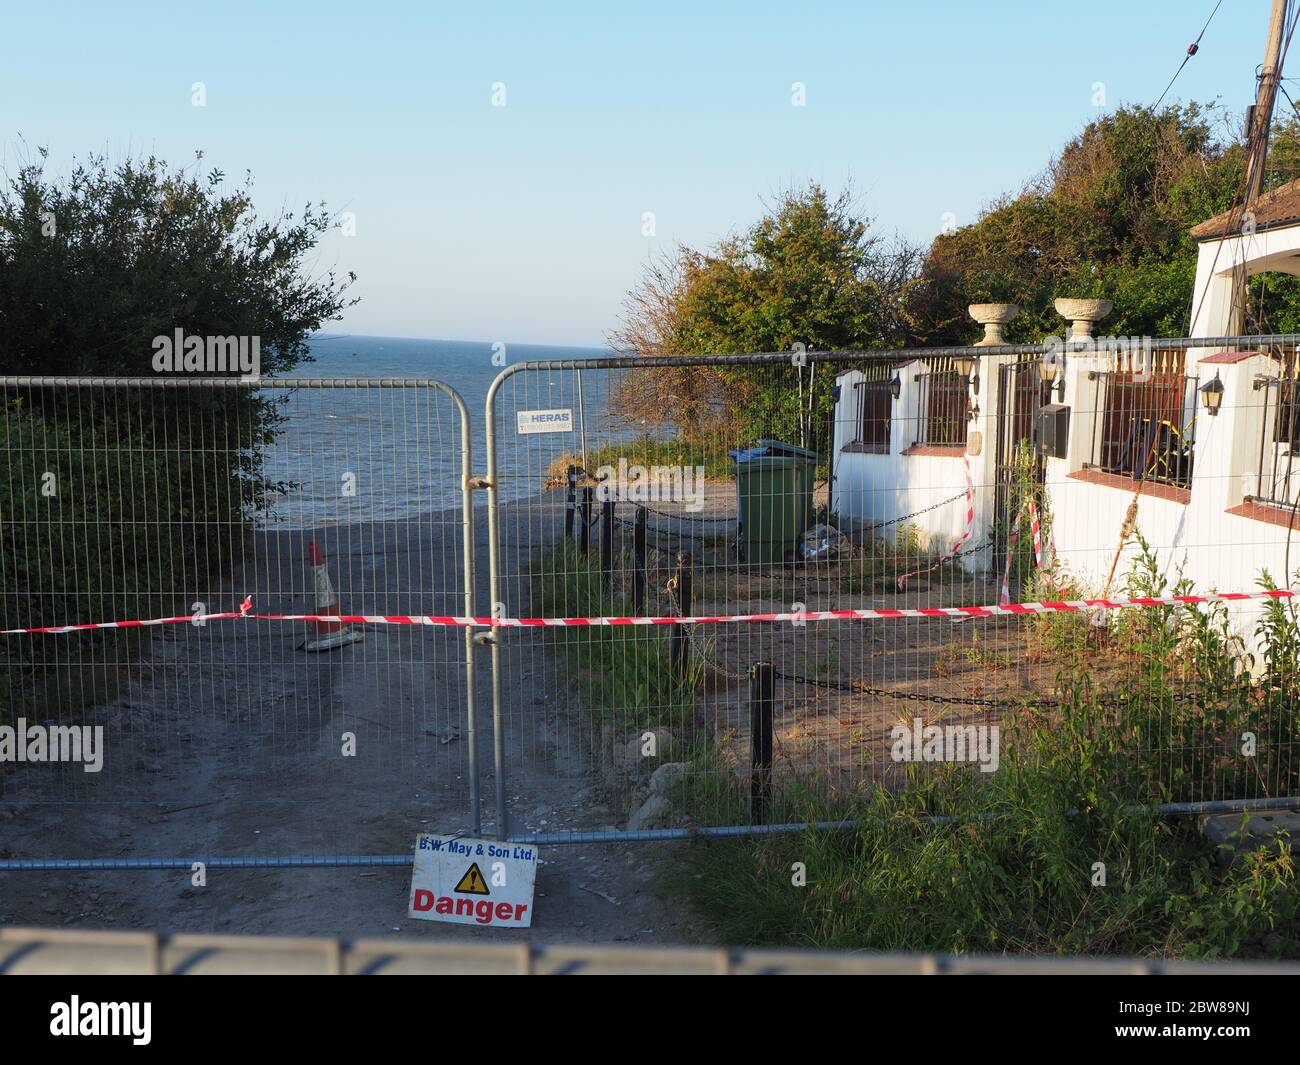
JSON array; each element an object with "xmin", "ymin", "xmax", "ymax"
[
  {"xmin": 913, "ymin": 371, "xmax": 969, "ymax": 447},
  {"xmin": 1274, "ymin": 377, "xmax": 1300, "ymax": 450},
  {"xmin": 1088, "ymin": 371, "xmax": 1198, "ymax": 489},
  {"xmin": 1254, "ymin": 370, "xmax": 1300, "ymax": 508},
  {"xmin": 854, "ymin": 380, "xmax": 892, "ymax": 453}
]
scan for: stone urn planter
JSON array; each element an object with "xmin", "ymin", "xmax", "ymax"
[
  {"xmin": 1054, "ymin": 298, "xmax": 1113, "ymax": 339},
  {"xmin": 968, "ymin": 303, "xmax": 1019, "ymax": 346}
]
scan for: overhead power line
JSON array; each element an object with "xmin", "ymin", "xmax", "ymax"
[{"xmin": 1153, "ymin": 0, "xmax": 1226, "ymax": 110}]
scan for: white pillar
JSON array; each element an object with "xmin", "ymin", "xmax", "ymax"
[
  {"xmin": 965, "ymin": 304, "xmax": 1020, "ymax": 573},
  {"xmin": 1188, "ymin": 238, "xmax": 1246, "ymax": 381},
  {"xmin": 1190, "ymin": 352, "xmax": 1272, "ymax": 515}
]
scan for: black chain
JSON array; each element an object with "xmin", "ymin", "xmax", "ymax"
[
  {"xmin": 772, "ymin": 667, "xmax": 1051, "ymax": 708},
  {"xmin": 858, "ymin": 491, "xmax": 968, "ymax": 534},
  {"xmin": 635, "ymin": 504, "xmax": 736, "ymax": 524},
  {"xmin": 613, "ymin": 514, "xmax": 719, "ymax": 544},
  {"xmin": 772, "ymin": 668, "xmax": 1219, "ymax": 710}
]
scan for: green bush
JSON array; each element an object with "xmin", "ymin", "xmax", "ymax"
[
  {"xmin": 0, "ymin": 392, "xmax": 262, "ymax": 719},
  {"xmin": 0, "ymin": 150, "xmax": 353, "ymax": 721}
]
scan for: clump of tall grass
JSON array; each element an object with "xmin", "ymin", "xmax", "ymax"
[
  {"xmin": 673, "ymin": 540, "xmax": 1300, "ymax": 957},
  {"xmin": 674, "ymin": 698, "xmax": 1298, "ymax": 957},
  {"xmin": 543, "ymin": 434, "xmax": 734, "ymax": 488},
  {"xmin": 534, "ymin": 539, "xmax": 699, "ymax": 730}
]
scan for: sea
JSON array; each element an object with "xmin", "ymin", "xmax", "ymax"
[{"xmin": 259, "ymin": 334, "xmax": 613, "ymax": 525}]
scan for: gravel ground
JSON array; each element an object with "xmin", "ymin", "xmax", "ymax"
[{"xmin": 0, "ymin": 493, "xmax": 699, "ymax": 945}]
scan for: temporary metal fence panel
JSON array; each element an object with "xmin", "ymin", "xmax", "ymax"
[
  {"xmin": 484, "ymin": 341, "xmax": 1300, "ymax": 844},
  {"xmin": 482, "ymin": 351, "xmax": 1028, "ymax": 842},
  {"xmin": 0, "ymin": 377, "xmax": 480, "ymax": 871},
  {"xmin": 6, "ymin": 332, "xmax": 1300, "ymax": 877}
]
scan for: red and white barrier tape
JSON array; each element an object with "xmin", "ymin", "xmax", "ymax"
[
  {"xmin": 999, "ymin": 498, "xmax": 1046, "ymax": 607},
  {"xmin": 896, "ymin": 453, "xmax": 975, "ymax": 591},
  {"xmin": 3, "ymin": 590, "xmax": 1296, "ymax": 635}
]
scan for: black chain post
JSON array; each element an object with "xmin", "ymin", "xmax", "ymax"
[
  {"xmin": 579, "ymin": 486, "xmax": 592, "ymax": 558},
  {"xmin": 600, "ymin": 498, "xmax": 615, "ymax": 593},
  {"xmin": 633, "ymin": 505, "xmax": 647, "ymax": 614},
  {"xmin": 750, "ymin": 662, "xmax": 774, "ymax": 824},
  {"xmin": 565, "ymin": 465, "xmax": 577, "ymax": 541},
  {"xmin": 670, "ymin": 551, "xmax": 692, "ymax": 679}
]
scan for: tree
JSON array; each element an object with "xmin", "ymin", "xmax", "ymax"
[
  {"xmin": 0, "ymin": 149, "xmax": 356, "ymax": 713},
  {"xmin": 609, "ymin": 184, "xmax": 921, "ymax": 448},
  {"xmin": 0, "ymin": 148, "xmax": 353, "ymax": 377},
  {"xmin": 909, "ymin": 103, "xmax": 1263, "ymax": 343}
]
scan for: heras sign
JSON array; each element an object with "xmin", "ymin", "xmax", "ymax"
[
  {"xmin": 515, "ymin": 408, "xmax": 573, "ymax": 434},
  {"xmin": 407, "ymin": 834, "xmax": 539, "ymax": 928}
]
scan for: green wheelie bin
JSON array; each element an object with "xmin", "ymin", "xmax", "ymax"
[{"xmin": 731, "ymin": 440, "xmax": 821, "ymax": 564}]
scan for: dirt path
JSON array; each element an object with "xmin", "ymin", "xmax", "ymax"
[
  {"xmin": 0, "ymin": 495, "xmax": 697, "ymax": 945},
  {"xmin": 1, "ymin": 476, "xmax": 1044, "ymax": 942}
]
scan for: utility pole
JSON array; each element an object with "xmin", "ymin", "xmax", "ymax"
[
  {"xmin": 1227, "ymin": 0, "xmax": 1288, "ymax": 337},
  {"xmin": 1245, "ymin": 0, "xmax": 1288, "ymax": 208}
]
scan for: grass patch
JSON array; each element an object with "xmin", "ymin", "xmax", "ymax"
[
  {"xmin": 672, "ymin": 713, "xmax": 1299, "ymax": 957},
  {"xmin": 545, "ymin": 434, "xmax": 735, "ymax": 486},
  {"xmin": 671, "ymin": 540, "xmax": 1300, "ymax": 957},
  {"xmin": 839, "ymin": 523, "xmax": 969, "ymax": 594},
  {"xmin": 534, "ymin": 539, "xmax": 699, "ymax": 730}
]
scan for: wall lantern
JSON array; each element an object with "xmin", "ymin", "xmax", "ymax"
[
  {"xmin": 889, "ymin": 372, "xmax": 902, "ymax": 401},
  {"xmin": 952, "ymin": 354, "xmax": 979, "ymax": 394},
  {"xmin": 1199, "ymin": 372, "xmax": 1225, "ymax": 416},
  {"xmin": 1039, "ymin": 353, "xmax": 1066, "ymax": 400}
]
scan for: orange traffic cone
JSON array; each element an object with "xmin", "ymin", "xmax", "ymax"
[{"xmin": 300, "ymin": 540, "xmax": 364, "ymax": 652}]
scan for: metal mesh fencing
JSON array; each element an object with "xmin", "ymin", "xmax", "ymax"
[
  {"xmin": 4, "ymin": 335, "xmax": 1300, "ymax": 871},
  {"xmin": 0, "ymin": 377, "xmax": 478, "ymax": 867},
  {"xmin": 484, "ymin": 343, "xmax": 1300, "ymax": 843}
]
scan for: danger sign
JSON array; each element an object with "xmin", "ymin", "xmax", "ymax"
[{"xmin": 408, "ymin": 834, "xmax": 538, "ymax": 928}]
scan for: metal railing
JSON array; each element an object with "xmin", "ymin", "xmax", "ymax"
[
  {"xmin": 911, "ymin": 370, "xmax": 969, "ymax": 447},
  {"xmin": 1253, "ymin": 351, "xmax": 1300, "ymax": 509},
  {"xmin": 1086, "ymin": 370, "xmax": 1200, "ymax": 489}
]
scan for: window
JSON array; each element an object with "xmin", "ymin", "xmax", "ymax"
[
  {"xmin": 1274, "ymin": 377, "xmax": 1300, "ymax": 450},
  {"xmin": 915, "ymin": 371, "xmax": 969, "ymax": 447},
  {"xmin": 1255, "ymin": 369, "xmax": 1300, "ymax": 508},
  {"xmin": 1089, "ymin": 371, "xmax": 1197, "ymax": 489},
  {"xmin": 855, "ymin": 381, "xmax": 891, "ymax": 453}
]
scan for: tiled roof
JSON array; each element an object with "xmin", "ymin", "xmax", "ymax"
[{"xmin": 1190, "ymin": 178, "xmax": 1300, "ymax": 239}]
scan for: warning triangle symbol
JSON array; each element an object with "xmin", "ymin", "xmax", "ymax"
[{"xmin": 454, "ymin": 862, "xmax": 490, "ymax": 895}]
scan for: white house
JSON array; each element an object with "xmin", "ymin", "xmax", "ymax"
[{"xmin": 831, "ymin": 187, "xmax": 1300, "ymax": 659}]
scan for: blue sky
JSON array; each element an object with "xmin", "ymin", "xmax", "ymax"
[{"xmin": 0, "ymin": 1, "xmax": 1275, "ymax": 346}]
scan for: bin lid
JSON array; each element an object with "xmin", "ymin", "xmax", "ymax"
[
  {"xmin": 754, "ymin": 438, "xmax": 822, "ymax": 462},
  {"xmin": 731, "ymin": 454, "xmax": 803, "ymax": 474},
  {"xmin": 728, "ymin": 446, "xmax": 770, "ymax": 463}
]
